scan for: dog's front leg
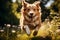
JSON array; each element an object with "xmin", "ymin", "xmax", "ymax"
[
  {"xmin": 33, "ymin": 26, "xmax": 40, "ymax": 36},
  {"xmin": 24, "ymin": 25, "xmax": 30, "ymax": 35}
]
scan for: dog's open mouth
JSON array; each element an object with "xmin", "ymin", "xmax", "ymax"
[
  {"xmin": 27, "ymin": 14, "xmax": 36, "ymax": 18},
  {"xmin": 26, "ymin": 14, "xmax": 33, "ymax": 18},
  {"xmin": 28, "ymin": 15, "xmax": 33, "ymax": 18}
]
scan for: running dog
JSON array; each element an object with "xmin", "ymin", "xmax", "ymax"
[{"xmin": 20, "ymin": 1, "xmax": 41, "ymax": 36}]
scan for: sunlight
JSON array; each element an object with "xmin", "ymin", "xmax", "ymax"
[
  {"xmin": 12, "ymin": 0, "xmax": 16, "ymax": 3},
  {"xmin": 45, "ymin": 0, "xmax": 54, "ymax": 7}
]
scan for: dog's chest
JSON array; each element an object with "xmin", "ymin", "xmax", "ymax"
[{"xmin": 24, "ymin": 15, "xmax": 40, "ymax": 29}]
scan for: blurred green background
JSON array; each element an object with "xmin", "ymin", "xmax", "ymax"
[{"xmin": 0, "ymin": 0, "xmax": 60, "ymax": 40}]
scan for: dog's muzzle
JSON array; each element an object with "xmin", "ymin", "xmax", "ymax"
[
  {"xmin": 30, "ymin": 13, "xmax": 33, "ymax": 16},
  {"xmin": 28, "ymin": 13, "xmax": 34, "ymax": 18}
]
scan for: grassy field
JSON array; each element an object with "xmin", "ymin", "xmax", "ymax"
[{"xmin": 0, "ymin": 21, "xmax": 60, "ymax": 40}]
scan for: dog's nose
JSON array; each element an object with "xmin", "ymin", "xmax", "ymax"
[{"xmin": 30, "ymin": 13, "xmax": 33, "ymax": 16}]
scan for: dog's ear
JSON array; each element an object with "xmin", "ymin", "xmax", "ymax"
[
  {"xmin": 34, "ymin": 1, "xmax": 40, "ymax": 7},
  {"xmin": 22, "ymin": 1, "xmax": 28, "ymax": 7}
]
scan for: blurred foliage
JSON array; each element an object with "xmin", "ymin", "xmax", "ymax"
[
  {"xmin": 0, "ymin": 0, "xmax": 20, "ymax": 25},
  {"xmin": 0, "ymin": 0, "xmax": 60, "ymax": 40}
]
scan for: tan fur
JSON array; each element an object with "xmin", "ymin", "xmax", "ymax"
[{"xmin": 20, "ymin": 1, "xmax": 42, "ymax": 36}]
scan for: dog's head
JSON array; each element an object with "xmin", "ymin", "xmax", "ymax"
[{"xmin": 22, "ymin": 1, "xmax": 41, "ymax": 18}]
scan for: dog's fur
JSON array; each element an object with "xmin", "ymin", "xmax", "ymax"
[{"xmin": 20, "ymin": 1, "xmax": 41, "ymax": 36}]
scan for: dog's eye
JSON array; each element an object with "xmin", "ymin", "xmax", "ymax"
[
  {"xmin": 27, "ymin": 9, "xmax": 30, "ymax": 11},
  {"xmin": 37, "ymin": 9, "xmax": 39, "ymax": 11},
  {"xmin": 33, "ymin": 9, "xmax": 36, "ymax": 11}
]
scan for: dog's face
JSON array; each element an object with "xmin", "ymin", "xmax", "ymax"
[{"xmin": 22, "ymin": 1, "xmax": 41, "ymax": 18}]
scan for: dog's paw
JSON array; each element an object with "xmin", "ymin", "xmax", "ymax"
[{"xmin": 33, "ymin": 30, "xmax": 38, "ymax": 36}]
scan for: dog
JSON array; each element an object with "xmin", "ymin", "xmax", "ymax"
[{"xmin": 20, "ymin": 1, "xmax": 41, "ymax": 36}]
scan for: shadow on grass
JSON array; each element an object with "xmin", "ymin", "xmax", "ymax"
[{"xmin": 31, "ymin": 36, "xmax": 52, "ymax": 40}]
